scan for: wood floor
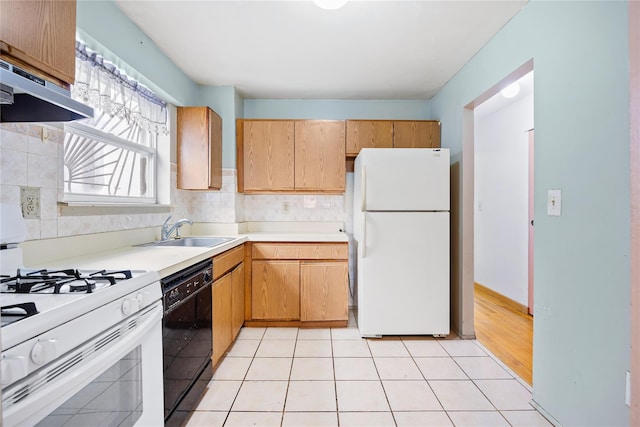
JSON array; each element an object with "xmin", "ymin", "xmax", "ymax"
[{"xmin": 474, "ymin": 283, "xmax": 533, "ymax": 385}]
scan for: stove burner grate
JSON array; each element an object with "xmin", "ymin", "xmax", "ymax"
[
  {"xmin": 0, "ymin": 269, "xmax": 134, "ymax": 294},
  {"xmin": 1, "ymin": 302, "xmax": 39, "ymax": 326}
]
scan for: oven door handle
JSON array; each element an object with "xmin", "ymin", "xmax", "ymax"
[{"xmin": 2, "ymin": 302, "xmax": 163, "ymax": 426}]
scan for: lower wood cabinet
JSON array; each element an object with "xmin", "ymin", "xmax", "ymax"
[
  {"xmin": 248, "ymin": 242, "xmax": 349, "ymax": 325},
  {"xmin": 300, "ymin": 261, "xmax": 349, "ymax": 322},
  {"xmin": 211, "ymin": 245, "xmax": 245, "ymax": 367},
  {"xmin": 251, "ymin": 260, "xmax": 300, "ymax": 320},
  {"xmin": 212, "ymin": 273, "xmax": 232, "ymax": 366},
  {"xmin": 231, "ymin": 262, "xmax": 245, "ymax": 339}
]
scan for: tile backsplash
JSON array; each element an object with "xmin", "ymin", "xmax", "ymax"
[
  {"xmin": 244, "ymin": 194, "xmax": 344, "ymax": 222},
  {"xmin": 0, "ymin": 123, "xmax": 353, "ymax": 242}
]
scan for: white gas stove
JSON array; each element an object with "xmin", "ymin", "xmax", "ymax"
[
  {"xmin": 1, "ymin": 267, "xmax": 161, "ymax": 349},
  {"xmin": 0, "ymin": 204, "xmax": 164, "ymax": 426}
]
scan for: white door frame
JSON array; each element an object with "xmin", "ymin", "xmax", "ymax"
[
  {"xmin": 460, "ymin": 59, "xmax": 534, "ymax": 334},
  {"xmin": 629, "ymin": 1, "xmax": 639, "ymax": 424}
]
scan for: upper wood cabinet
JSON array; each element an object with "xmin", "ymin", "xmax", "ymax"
[
  {"xmin": 346, "ymin": 120, "xmax": 393, "ymax": 156},
  {"xmin": 237, "ymin": 119, "xmax": 345, "ymax": 193},
  {"xmin": 346, "ymin": 120, "xmax": 441, "ymax": 156},
  {"xmin": 0, "ymin": 0, "xmax": 76, "ymax": 86},
  {"xmin": 177, "ymin": 106, "xmax": 222, "ymax": 190},
  {"xmin": 295, "ymin": 120, "xmax": 345, "ymax": 192},
  {"xmin": 239, "ymin": 120, "xmax": 295, "ymax": 192},
  {"xmin": 393, "ymin": 121, "xmax": 441, "ymax": 148}
]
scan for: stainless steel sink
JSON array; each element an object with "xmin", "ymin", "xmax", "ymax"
[{"xmin": 136, "ymin": 237, "xmax": 234, "ymax": 248}]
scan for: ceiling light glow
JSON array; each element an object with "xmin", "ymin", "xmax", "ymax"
[
  {"xmin": 501, "ymin": 82, "xmax": 520, "ymax": 99},
  {"xmin": 313, "ymin": 0, "xmax": 348, "ymax": 10}
]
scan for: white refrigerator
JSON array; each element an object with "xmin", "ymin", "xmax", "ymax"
[{"xmin": 353, "ymin": 148, "xmax": 450, "ymax": 337}]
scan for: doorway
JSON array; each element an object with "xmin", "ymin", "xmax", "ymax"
[{"xmin": 469, "ymin": 64, "xmax": 534, "ymax": 384}]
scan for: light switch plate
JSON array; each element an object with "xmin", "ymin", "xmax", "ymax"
[
  {"xmin": 626, "ymin": 371, "xmax": 631, "ymax": 407},
  {"xmin": 547, "ymin": 189, "xmax": 561, "ymax": 216},
  {"xmin": 21, "ymin": 186, "xmax": 41, "ymax": 219}
]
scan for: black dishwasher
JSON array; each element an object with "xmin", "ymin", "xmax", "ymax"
[{"xmin": 161, "ymin": 259, "xmax": 213, "ymax": 426}]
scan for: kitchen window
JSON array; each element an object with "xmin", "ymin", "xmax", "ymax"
[{"xmin": 63, "ymin": 42, "xmax": 168, "ymax": 205}]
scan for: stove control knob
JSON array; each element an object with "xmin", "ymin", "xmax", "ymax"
[
  {"xmin": 31, "ymin": 339, "xmax": 57, "ymax": 365},
  {"xmin": 1, "ymin": 356, "xmax": 27, "ymax": 386},
  {"xmin": 122, "ymin": 298, "xmax": 133, "ymax": 316},
  {"xmin": 136, "ymin": 292, "xmax": 146, "ymax": 308}
]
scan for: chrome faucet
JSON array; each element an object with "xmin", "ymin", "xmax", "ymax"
[{"xmin": 161, "ymin": 215, "xmax": 193, "ymax": 240}]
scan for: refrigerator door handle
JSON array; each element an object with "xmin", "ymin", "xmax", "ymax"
[
  {"xmin": 361, "ymin": 166, "xmax": 366, "ymax": 212},
  {"xmin": 362, "ymin": 213, "xmax": 366, "ymax": 258}
]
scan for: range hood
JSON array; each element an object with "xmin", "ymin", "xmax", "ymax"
[{"xmin": 0, "ymin": 59, "xmax": 93, "ymax": 123}]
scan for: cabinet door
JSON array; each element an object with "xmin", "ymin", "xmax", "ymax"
[
  {"xmin": 231, "ymin": 262, "xmax": 245, "ymax": 339},
  {"xmin": 294, "ymin": 120, "xmax": 346, "ymax": 192},
  {"xmin": 345, "ymin": 120, "xmax": 393, "ymax": 156},
  {"xmin": 212, "ymin": 273, "xmax": 233, "ymax": 366},
  {"xmin": 393, "ymin": 121, "xmax": 441, "ymax": 148},
  {"xmin": 300, "ymin": 261, "xmax": 349, "ymax": 322},
  {"xmin": 177, "ymin": 106, "xmax": 222, "ymax": 190},
  {"xmin": 251, "ymin": 260, "xmax": 300, "ymax": 320},
  {"xmin": 0, "ymin": 0, "xmax": 76, "ymax": 85},
  {"xmin": 243, "ymin": 120, "xmax": 295, "ymax": 192},
  {"xmin": 208, "ymin": 109, "xmax": 223, "ymax": 189}
]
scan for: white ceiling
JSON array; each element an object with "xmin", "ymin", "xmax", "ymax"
[
  {"xmin": 475, "ymin": 70, "xmax": 534, "ymax": 119},
  {"xmin": 114, "ymin": 0, "xmax": 528, "ymax": 100}
]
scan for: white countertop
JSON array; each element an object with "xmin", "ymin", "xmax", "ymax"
[{"xmin": 39, "ymin": 231, "xmax": 348, "ymax": 278}]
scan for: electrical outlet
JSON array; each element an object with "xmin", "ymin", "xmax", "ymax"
[
  {"xmin": 21, "ymin": 187, "xmax": 41, "ymax": 219},
  {"xmin": 282, "ymin": 202, "xmax": 290, "ymax": 213}
]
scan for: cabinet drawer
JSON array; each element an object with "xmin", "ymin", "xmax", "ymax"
[
  {"xmin": 252, "ymin": 243, "xmax": 347, "ymax": 260},
  {"xmin": 213, "ymin": 245, "xmax": 244, "ymax": 280}
]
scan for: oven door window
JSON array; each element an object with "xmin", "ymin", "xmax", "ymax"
[{"xmin": 35, "ymin": 347, "xmax": 143, "ymax": 427}]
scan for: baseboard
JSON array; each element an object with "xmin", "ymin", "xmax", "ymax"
[
  {"xmin": 474, "ymin": 282, "xmax": 529, "ymax": 315},
  {"xmin": 529, "ymin": 399, "xmax": 562, "ymax": 426}
]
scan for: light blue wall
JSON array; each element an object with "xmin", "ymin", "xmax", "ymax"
[
  {"xmin": 76, "ymin": 1, "xmax": 198, "ymax": 106},
  {"xmin": 431, "ymin": 1, "xmax": 630, "ymax": 425},
  {"xmin": 244, "ymin": 99, "xmax": 429, "ymax": 120},
  {"xmin": 198, "ymin": 86, "xmax": 241, "ymax": 168}
]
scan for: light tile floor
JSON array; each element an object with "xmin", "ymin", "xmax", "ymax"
[{"xmin": 184, "ymin": 312, "xmax": 552, "ymax": 427}]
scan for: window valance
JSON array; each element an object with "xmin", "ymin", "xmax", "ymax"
[{"xmin": 72, "ymin": 41, "xmax": 168, "ymax": 135}]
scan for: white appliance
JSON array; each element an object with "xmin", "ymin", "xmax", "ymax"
[
  {"xmin": 353, "ymin": 148, "xmax": 450, "ymax": 337},
  {"xmin": 0, "ymin": 204, "xmax": 164, "ymax": 426}
]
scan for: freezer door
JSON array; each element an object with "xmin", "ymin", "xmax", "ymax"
[
  {"xmin": 354, "ymin": 148, "xmax": 449, "ymax": 212},
  {"xmin": 357, "ymin": 211, "xmax": 450, "ymax": 336}
]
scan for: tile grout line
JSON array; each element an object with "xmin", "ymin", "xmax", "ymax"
[
  {"xmin": 446, "ymin": 340, "xmax": 519, "ymax": 426},
  {"xmin": 280, "ymin": 327, "xmax": 299, "ymax": 427},
  {"xmin": 400, "ymin": 337, "xmax": 456, "ymax": 426},
  {"xmin": 232, "ymin": 327, "xmax": 264, "ymax": 425},
  {"xmin": 186, "ymin": 317, "xmax": 545, "ymax": 427},
  {"xmin": 330, "ymin": 327, "xmax": 341, "ymax": 426}
]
